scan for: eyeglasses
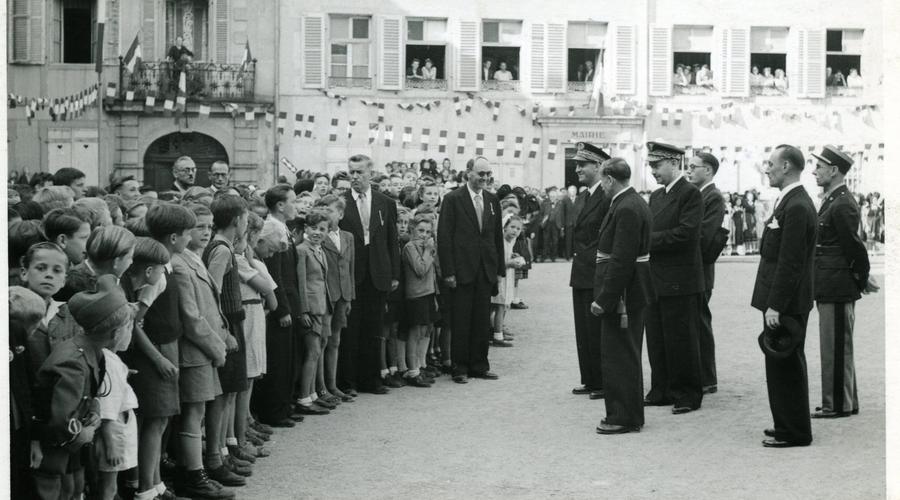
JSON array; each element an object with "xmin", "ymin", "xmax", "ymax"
[{"xmin": 475, "ymin": 171, "xmax": 492, "ymax": 177}]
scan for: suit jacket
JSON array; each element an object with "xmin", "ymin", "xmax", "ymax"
[
  {"xmin": 322, "ymin": 230, "xmax": 356, "ymax": 302},
  {"xmin": 569, "ymin": 186, "xmax": 611, "ymax": 289},
  {"xmin": 437, "ymin": 185, "xmax": 505, "ymax": 285},
  {"xmin": 170, "ymin": 251, "xmax": 228, "ymax": 368},
  {"xmin": 649, "ymin": 177, "xmax": 706, "ymax": 296},
  {"xmin": 540, "ymin": 199, "xmax": 566, "ymax": 229},
  {"xmin": 562, "ymin": 196, "xmax": 577, "ymax": 226},
  {"xmin": 814, "ymin": 184, "xmax": 869, "ymax": 302},
  {"xmin": 700, "ymin": 183, "xmax": 727, "ymax": 291},
  {"xmin": 751, "ymin": 186, "xmax": 817, "ymax": 314},
  {"xmin": 296, "ymin": 241, "xmax": 331, "ymax": 316},
  {"xmin": 264, "ymin": 231, "xmax": 303, "ymax": 319},
  {"xmin": 340, "ymin": 188, "xmax": 400, "ymax": 292},
  {"xmin": 593, "ymin": 188, "xmax": 655, "ymax": 314}
]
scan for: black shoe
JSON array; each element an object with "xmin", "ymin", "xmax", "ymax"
[
  {"xmin": 811, "ymin": 409, "xmax": 851, "ymax": 419},
  {"xmin": 224, "ymin": 456, "xmax": 252, "ymax": 477},
  {"xmin": 453, "ymin": 375, "xmax": 468, "ymax": 384},
  {"xmin": 360, "ymin": 385, "xmax": 390, "ymax": 395},
  {"xmin": 207, "ymin": 465, "xmax": 246, "ymax": 487},
  {"xmin": 406, "ymin": 374, "xmax": 433, "ymax": 388},
  {"xmin": 312, "ymin": 398, "xmax": 336, "ymax": 410},
  {"xmin": 160, "ymin": 457, "xmax": 178, "ymax": 482},
  {"xmin": 572, "ymin": 385, "xmax": 592, "ymax": 395},
  {"xmin": 589, "ymin": 390, "xmax": 605, "ymax": 400},
  {"xmin": 510, "ymin": 301, "xmax": 528, "ymax": 310},
  {"xmin": 471, "ymin": 371, "xmax": 499, "ymax": 380},
  {"xmin": 269, "ymin": 418, "xmax": 296, "ymax": 428},
  {"xmin": 672, "ymin": 406, "xmax": 694, "ymax": 415},
  {"xmin": 295, "ymin": 403, "xmax": 330, "ymax": 415},
  {"xmin": 762, "ymin": 438, "xmax": 811, "ymax": 448},
  {"xmin": 490, "ymin": 339, "xmax": 513, "ymax": 347},
  {"xmin": 596, "ymin": 422, "xmax": 641, "ymax": 434},
  {"xmin": 764, "ymin": 428, "xmax": 777, "ymax": 438},
  {"xmin": 703, "ymin": 385, "xmax": 718, "ymax": 394},
  {"xmin": 178, "ymin": 468, "xmax": 235, "ymax": 499},
  {"xmin": 384, "ymin": 374, "xmax": 404, "ymax": 388}
]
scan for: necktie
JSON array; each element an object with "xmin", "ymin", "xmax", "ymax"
[
  {"xmin": 474, "ymin": 194, "xmax": 484, "ymax": 230},
  {"xmin": 314, "ymin": 246, "xmax": 327, "ymax": 272},
  {"xmin": 358, "ymin": 192, "xmax": 370, "ymax": 242}
]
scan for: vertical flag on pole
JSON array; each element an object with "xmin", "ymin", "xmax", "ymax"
[
  {"xmin": 304, "ymin": 115, "xmax": 315, "ymax": 138},
  {"xmin": 529, "ymin": 138, "xmax": 540, "ymax": 159},
  {"xmin": 384, "ymin": 125, "xmax": 394, "ymax": 147},
  {"xmin": 293, "ymin": 114, "xmax": 303, "ymax": 137},
  {"xmin": 457, "ymin": 132, "xmax": 466, "ymax": 155},
  {"xmin": 548, "ymin": 139, "xmax": 558, "ymax": 160},
  {"xmin": 475, "ymin": 134, "xmax": 485, "ymax": 156},
  {"xmin": 329, "ymin": 118, "xmax": 339, "ymax": 141},
  {"xmin": 95, "ymin": 0, "xmax": 106, "ymax": 74},
  {"xmin": 438, "ymin": 130, "xmax": 447, "ymax": 153},
  {"xmin": 421, "ymin": 129, "xmax": 430, "ymax": 151},
  {"xmin": 368, "ymin": 123, "xmax": 379, "ymax": 144},
  {"xmin": 402, "ymin": 127, "xmax": 412, "ymax": 148},
  {"xmin": 496, "ymin": 135, "xmax": 505, "ymax": 157},
  {"xmin": 123, "ymin": 33, "xmax": 143, "ymax": 73},
  {"xmin": 514, "ymin": 137, "xmax": 524, "ymax": 158}
]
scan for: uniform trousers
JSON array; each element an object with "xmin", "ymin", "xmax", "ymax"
[
  {"xmin": 600, "ymin": 308, "xmax": 645, "ymax": 428},
  {"xmin": 817, "ymin": 302, "xmax": 859, "ymax": 413},
  {"xmin": 339, "ymin": 274, "xmax": 387, "ymax": 392},
  {"xmin": 645, "ymin": 294, "xmax": 704, "ymax": 409},
  {"xmin": 571, "ymin": 288, "xmax": 603, "ymax": 390},
  {"xmin": 765, "ymin": 312, "xmax": 812, "ymax": 444},
  {"xmin": 250, "ymin": 316, "xmax": 297, "ymax": 424},
  {"xmin": 451, "ymin": 275, "xmax": 492, "ymax": 377},
  {"xmin": 698, "ymin": 289, "xmax": 718, "ymax": 388}
]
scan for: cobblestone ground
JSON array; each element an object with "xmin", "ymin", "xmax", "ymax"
[{"xmin": 238, "ymin": 258, "xmax": 885, "ymax": 500}]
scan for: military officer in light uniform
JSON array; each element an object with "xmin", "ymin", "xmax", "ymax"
[{"xmin": 810, "ymin": 145, "xmax": 878, "ymax": 419}]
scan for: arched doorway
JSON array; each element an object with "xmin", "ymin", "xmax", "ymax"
[{"xmin": 142, "ymin": 132, "xmax": 228, "ymax": 191}]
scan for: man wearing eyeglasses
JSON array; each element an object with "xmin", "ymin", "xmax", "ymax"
[
  {"xmin": 208, "ymin": 161, "xmax": 230, "ymax": 194},
  {"xmin": 438, "ymin": 156, "xmax": 505, "ymax": 384},
  {"xmin": 171, "ymin": 155, "xmax": 197, "ymax": 194}
]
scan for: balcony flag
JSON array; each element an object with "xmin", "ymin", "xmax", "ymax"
[
  {"xmin": 240, "ymin": 41, "xmax": 253, "ymax": 75},
  {"xmin": 123, "ymin": 33, "xmax": 142, "ymax": 73},
  {"xmin": 95, "ymin": 0, "xmax": 106, "ymax": 74}
]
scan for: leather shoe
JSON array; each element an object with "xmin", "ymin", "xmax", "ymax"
[
  {"xmin": 811, "ymin": 409, "xmax": 851, "ymax": 418},
  {"xmin": 703, "ymin": 385, "xmax": 718, "ymax": 394},
  {"xmin": 313, "ymin": 398, "xmax": 336, "ymax": 410},
  {"xmin": 572, "ymin": 385, "xmax": 592, "ymax": 395},
  {"xmin": 596, "ymin": 422, "xmax": 640, "ymax": 434},
  {"xmin": 360, "ymin": 385, "xmax": 390, "ymax": 395},
  {"xmin": 471, "ymin": 371, "xmax": 499, "ymax": 380},
  {"xmin": 643, "ymin": 398, "xmax": 672, "ymax": 407},
  {"xmin": 269, "ymin": 418, "xmax": 295, "ymax": 428},
  {"xmin": 510, "ymin": 301, "xmax": 528, "ymax": 309},
  {"xmin": 295, "ymin": 404, "xmax": 329, "ymax": 415},
  {"xmin": 453, "ymin": 375, "xmax": 468, "ymax": 384},
  {"xmin": 762, "ymin": 437, "xmax": 811, "ymax": 448},
  {"xmin": 815, "ymin": 406, "xmax": 859, "ymax": 415},
  {"xmin": 490, "ymin": 339, "xmax": 513, "ymax": 347},
  {"xmin": 764, "ymin": 428, "xmax": 777, "ymax": 438},
  {"xmin": 589, "ymin": 390, "xmax": 605, "ymax": 400},
  {"xmin": 206, "ymin": 465, "xmax": 246, "ymax": 487},
  {"xmin": 672, "ymin": 406, "xmax": 694, "ymax": 415}
]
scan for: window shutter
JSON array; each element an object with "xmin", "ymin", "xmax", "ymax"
[
  {"xmin": 791, "ymin": 28, "xmax": 811, "ymax": 97},
  {"xmin": 142, "ymin": 0, "xmax": 156, "ymax": 61},
  {"xmin": 12, "ymin": 0, "xmax": 29, "ymax": 62},
  {"xmin": 454, "ymin": 19, "xmax": 480, "ymax": 91},
  {"xmin": 214, "ymin": 0, "xmax": 230, "ymax": 63},
  {"xmin": 302, "ymin": 14, "xmax": 325, "ymax": 89},
  {"xmin": 608, "ymin": 24, "xmax": 636, "ymax": 95},
  {"xmin": 545, "ymin": 22, "xmax": 566, "ymax": 93},
  {"xmin": 28, "ymin": 0, "xmax": 45, "ymax": 63},
  {"xmin": 528, "ymin": 22, "xmax": 546, "ymax": 93},
  {"xmin": 50, "ymin": 1, "xmax": 61, "ymax": 62},
  {"xmin": 377, "ymin": 15, "xmax": 403, "ymax": 90},
  {"xmin": 721, "ymin": 27, "xmax": 750, "ymax": 97},
  {"xmin": 803, "ymin": 29, "xmax": 826, "ymax": 98},
  {"xmin": 648, "ymin": 24, "xmax": 672, "ymax": 96}
]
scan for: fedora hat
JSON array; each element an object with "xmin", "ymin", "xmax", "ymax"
[{"xmin": 757, "ymin": 316, "xmax": 805, "ymax": 359}]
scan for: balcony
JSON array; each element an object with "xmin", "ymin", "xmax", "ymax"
[
  {"xmin": 674, "ymin": 84, "xmax": 716, "ymax": 95},
  {"xmin": 405, "ymin": 78, "xmax": 448, "ymax": 90},
  {"xmin": 328, "ymin": 77, "xmax": 373, "ymax": 89},
  {"xmin": 481, "ymin": 80, "xmax": 520, "ymax": 92},
  {"xmin": 119, "ymin": 61, "xmax": 256, "ymax": 102},
  {"xmin": 827, "ymin": 86, "xmax": 863, "ymax": 97},
  {"xmin": 567, "ymin": 81, "xmax": 594, "ymax": 92},
  {"xmin": 751, "ymin": 85, "xmax": 789, "ymax": 96}
]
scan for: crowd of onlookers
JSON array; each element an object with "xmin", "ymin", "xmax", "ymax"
[{"xmin": 669, "ymin": 64, "xmax": 864, "ymax": 91}]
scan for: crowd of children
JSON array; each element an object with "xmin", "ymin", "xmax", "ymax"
[{"xmin": 8, "ymin": 161, "xmax": 540, "ymax": 500}]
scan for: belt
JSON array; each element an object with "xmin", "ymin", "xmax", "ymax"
[
  {"xmin": 815, "ymin": 246, "xmax": 843, "ymax": 256},
  {"xmin": 242, "ymin": 299, "xmax": 263, "ymax": 305},
  {"xmin": 596, "ymin": 252, "xmax": 650, "ymax": 264}
]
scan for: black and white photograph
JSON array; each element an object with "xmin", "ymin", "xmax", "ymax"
[{"xmin": 2, "ymin": 0, "xmax": 899, "ymax": 498}]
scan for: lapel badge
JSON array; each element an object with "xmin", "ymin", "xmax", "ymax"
[{"xmin": 767, "ymin": 218, "xmax": 781, "ymax": 230}]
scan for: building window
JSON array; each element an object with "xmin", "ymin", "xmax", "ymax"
[
  {"xmin": 329, "ymin": 15, "xmax": 371, "ymax": 86},
  {"xmin": 406, "ymin": 18, "xmax": 448, "ymax": 89},
  {"xmin": 165, "ymin": 0, "xmax": 208, "ymax": 61},
  {"xmin": 826, "ymin": 29, "xmax": 863, "ymax": 91},
  {"xmin": 672, "ymin": 26, "xmax": 713, "ymax": 94},
  {"xmin": 51, "ymin": 0, "xmax": 97, "ymax": 63},
  {"xmin": 567, "ymin": 21, "xmax": 606, "ymax": 91},
  {"xmin": 750, "ymin": 27, "xmax": 789, "ymax": 95},
  {"xmin": 481, "ymin": 20, "xmax": 522, "ymax": 90}
]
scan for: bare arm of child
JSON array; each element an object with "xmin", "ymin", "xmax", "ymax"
[
  {"xmin": 246, "ymin": 273, "xmax": 275, "ymax": 295},
  {"xmin": 100, "ymin": 419, "xmax": 124, "ymax": 467},
  {"xmin": 132, "ymin": 314, "xmax": 178, "ymax": 379},
  {"xmin": 263, "ymin": 290, "xmax": 278, "ymax": 311}
]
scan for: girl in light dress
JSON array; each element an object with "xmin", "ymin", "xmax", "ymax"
[{"xmin": 490, "ymin": 215, "xmax": 526, "ymax": 347}]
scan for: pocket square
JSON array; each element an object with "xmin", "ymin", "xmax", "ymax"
[{"xmin": 767, "ymin": 218, "xmax": 780, "ymax": 230}]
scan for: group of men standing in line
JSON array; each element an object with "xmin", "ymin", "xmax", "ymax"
[{"xmin": 567, "ymin": 140, "xmax": 876, "ymax": 445}]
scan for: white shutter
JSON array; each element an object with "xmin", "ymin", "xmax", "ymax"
[
  {"xmin": 377, "ymin": 15, "xmax": 403, "ymax": 90},
  {"xmin": 28, "ymin": 0, "xmax": 45, "ymax": 63},
  {"xmin": 804, "ymin": 29, "xmax": 826, "ymax": 98},
  {"xmin": 214, "ymin": 0, "xmax": 230, "ymax": 63},
  {"xmin": 608, "ymin": 24, "xmax": 636, "ymax": 95},
  {"xmin": 141, "ymin": 0, "xmax": 156, "ymax": 61},
  {"xmin": 546, "ymin": 22, "xmax": 567, "ymax": 93},
  {"xmin": 648, "ymin": 24, "xmax": 672, "ymax": 96},
  {"xmin": 454, "ymin": 19, "xmax": 480, "ymax": 91},
  {"xmin": 302, "ymin": 14, "xmax": 326, "ymax": 89},
  {"xmin": 12, "ymin": 0, "xmax": 29, "ymax": 62},
  {"xmin": 788, "ymin": 28, "xmax": 803, "ymax": 97},
  {"xmin": 528, "ymin": 22, "xmax": 546, "ymax": 92},
  {"xmin": 721, "ymin": 27, "xmax": 750, "ymax": 97}
]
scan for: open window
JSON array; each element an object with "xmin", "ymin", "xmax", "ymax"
[
  {"xmin": 50, "ymin": 0, "xmax": 97, "ymax": 63},
  {"xmin": 164, "ymin": 0, "xmax": 209, "ymax": 61},
  {"xmin": 406, "ymin": 18, "xmax": 448, "ymax": 90},
  {"xmin": 329, "ymin": 15, "xmax": 372, "ymax": 88},
  {"xmin": 672, "ymin": 26, "xmax": 714, "ymax": 94},
  {"xmin": 567, "ymin": 21, "xmax": 605, "ymax": 91},
  {"xmin": 750, "ymin": 27, "xmax": 789, "ymax": 95},
  {"xmin": 826, "ymin": 29, "xmax": 863, "ymax": 94},
  {"xmin": 481, "ymin": 20, "xmax": 522, "ymax": 91}
]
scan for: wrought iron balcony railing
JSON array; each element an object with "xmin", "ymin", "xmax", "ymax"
[
  {"xmin": 118, "ymin": 60, "xmax": 256, "ymax": 102},
  {"xmin": 567, "ymin": 81, "xmax": 593, "ymax": 92},
  {"xmin": 328, "ymin": 77, "xmax": 373, "ymax": 89},
  {"xmin": 751, "ymin": 85, "xmax": 789, "ymax": 96},
  {"xmin": 405, "ymin": 78, "xmax": 448, "ymax": 90},
  {"xmin": 826, "ymin": 86, "xmax": 863, "ymax": 97},
  {"xmin": 481, "ymin": 79, "xmax": 520, "ymax": 92},
  {"xmin": 673, "ymin": 83, "xmax": 717, "ymax": 95}
]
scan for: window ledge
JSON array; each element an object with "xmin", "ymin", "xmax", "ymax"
[
  {"xmin": 405, "ymin": 78, "xmax": 448, "ymax": 90},
  {"xmin": 481, "ymin": 80, "xmax": 520, "ymax": 92},
  {"xmin": 674, "ymin": 84, "xmax": 716, "ymax": 96}
]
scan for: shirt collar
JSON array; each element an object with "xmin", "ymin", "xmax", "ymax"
[
  {"xmin": 700, "ymin": 181, "xmax": 715, "ymax": 192},
  {"xmin": 467, "ymin": 184, "xmax": 483, "ymax": 200},
  {"xmin": 780, "ymin": 181, "xmax": 803, "ymax": 197},
  {"xmin": 665, "ymin": 174, "xmax": 684, "ymax": 193},
  {"xmin": 352, "ymin": 187, "xmax": 372, "ymax": 200},
  {"xmin": 823, "ymin": 182, "xmax": 845, "ymax": 199},
  {"xmin": 612, "ymin": 186, "xmax": 634, "ymax": 203},
  {"xmin": 587, "ymin": 179, "xmax": 602, "ymax": 196}
]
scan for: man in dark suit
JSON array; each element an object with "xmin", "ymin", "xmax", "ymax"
[
  {"xmin": 539, "ymin": 187, "xmax": 565, "ymax": 262},
  {"xmin": 810, "ymin": 145, "xmax": 876, "ymax": 419},
  {"xmin": 562, "ymin": 186, "xmax": 577, "ymax": 260},
  {"xmin": 753, "ymin": 144, "xmax": 817, "ymax": 447},
  {"xmin": 687, "ymin": 152, "xmax": 727, "ymax": 395},
  {"xmin": 438, "ymin": 156, "xmax": 505, "ymax": 383},
  {"xmin": 568, "ymin": 143, "xmax": 611, "ymax": 400},
  {"xmin": 590, "ymin": 158, "xmax": 655, "ymax": 434},
  {"xmin": 339, "ymin": 155, "xmax": 400, "ymax": 394},
  {"xmin": 644, "ymin": 142, "xmax": 705, "ymax": 414}
]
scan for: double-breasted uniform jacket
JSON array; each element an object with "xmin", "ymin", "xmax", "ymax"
[
  {"xmin": 648, "ymin": 177, "xmax": 706, "ymax": 297},
  {"xmin": 322, "ymin": 230, "xmax": 356, "ymax": 303},
  {"xmin": 700, "ymin": 184, "xmax": 727, "ymax": 291},
  {"xmin": 569, "ymin": 186, "xmax": 611, "ymax": 289},
  {"xmin": 751, "ymin": 186, "xmax": 817, "ymax": 315},
  {"xmin": 814, "ymin": 184, "xmax": 869, "ymax": 303},
  {"xmin": 170, "ymin": 251, "xmax": 228, "ymax": 367},
  {"xmin": 437, "ymin": 185, "xmax": 505, "ymax": 285},
  {"xmin": 340, "ymin": 189, "xmax": 401, "ymax": 292},
  {"xmin": 593, "ymin": 188, "xmax": 655, "ymax": 314}
]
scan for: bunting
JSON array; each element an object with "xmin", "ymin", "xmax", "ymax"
[
  {"xmin": 548, "ymin": 139, "xmax": 558, "ymax": 160},
  {"xmin": 329, "ymin": 118, "xmax": 339, "ymax": 142},
  {"xmin": 438, "ymin": 130, "xmax": 448, "ymax": 153},
  {"xmin": 454, "ymin": 96, "xmax": 462, "ymax": 116},
  {"xmin": 496, "ymin": 135, "xmax": 505, "ymax": 157},
  {"xmin": 347, "ymin": 120, "xmax": 356, "ymax": 139},
  {"xmin": 293, "ymin": 114, "xmax": 303, "ymax": 137},
  {"xmin": 457, "ymin": 132, "xmax": 467, "ymax": 155},
  {"xmin": 377, "ymin": 103, "xmax": 385, "ymax": 122},
  {"xmin": 277, "ymin": 111, "xmax": 287, "ymax": 134},
  {"xmin": 475, "ymin": 133, "xmax": 485, "ymax": 156},
  {"xmin": 384, "ymin": 125, "xmax": 394, "ymax": 147},
  {"xmin": 421, "ymin": 128, "xmax": 430, "ymax": 151},
  {"xmin": 402, "ymin": 127, "xmax": 412, "ymax": 147},
  {"xmin": 368, "ymin": 123, "xmax": 379, "ymax": 144},
  {"xmin": 514, "ymin": 137, "xmax": 524, "ymax": 158},
  {"xmin": 529, "ymin": 138, "xmax": 540, "ymax": 159},
  {"xmin": 305, "ymin": 115, "xmax": 315, "ymax": 138}
]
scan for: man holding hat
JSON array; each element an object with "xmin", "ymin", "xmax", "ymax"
[
  {"xmin": 752, "ymin": 144, "xmax": 817, "ymax": 447},
  {"xmin": 810, "ymin": 145, "xmax": 877, "ymax": 419},
  {"xmin": 568, "ymin": 142, "xmax": 611, "ymax": 399},
  {"xmin": 643, "ymin": 141, "xmax": 705, "ymax": 415}
]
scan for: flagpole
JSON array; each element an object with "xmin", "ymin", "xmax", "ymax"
[
  {"xmin": 273, "ymin": 0, "xmax": 281, "ymax": 186},
  {"xmin": 96, "ymin": 0, "xmax": 106, "ymax": 182}
]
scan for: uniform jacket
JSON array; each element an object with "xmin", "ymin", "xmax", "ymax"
[
  {"xmin": 814, "ymin": 184, "xmax": 869, "ymax": 302},
  {"xmin": 569, "ymin": 186, "xmax": 611, "ymax": 289},
  {"xmin": 437, "ymin": 185, "xmax": 505, "ymax": 285},
  {"xmin": 648, "ymin": 177, "xmax": 706, "ymax": 297},
  {"xmin": 296, "ymin": 241, "xmax": 332, "ymax": 316},
  {"xmin": 593, "ymin": 188, "xmax": 656, "ymax": 314},
  {"xmin": 700, "ymin": 183, "xmax": 727, "ymax": 291},
  {"xmin": 340, "ymin": 188, "xmax": 401, "ymax": 292},
  {"xmin": 170, "ymin": 251, "xmax": 228, "ymax": 368},
  {"xmin": 751, "ymin": 186, "xmax": 817, "ymax": 314},
  {"xmin": 322, "ymin": 230, "xmax": 356, "ymax": 303}
]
